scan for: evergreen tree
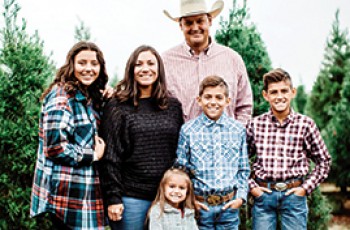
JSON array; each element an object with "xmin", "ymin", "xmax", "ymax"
[
  {"xmin": 0, "ymin": 0, "xmax": 55, "ymax": 228},
  {"xmin": 293, "ymin": 84, "xmax": 308, "ymax": 114},
  {"xmin": 74, "ymin": 18, "xmax": 91, "ymax": 42},
  {"xmin": 323, "ymin": 61, "xmax": 350, "ymax": 193},
  {"xmin": 306, "ymin": 10, "xmax": 350, "ymax": 130},
  {"xmin": 307, "ymin": 187, "xmax": 332, "ymax": 230},
  {"xmin": 306, "ymin": 10, "xmax": 350, "ymax": 193},
  {"xmin": 215, "ymin": 0, "xmax": 271, "ymax": 117},
  {"xmin": 109, "ymin": 72, "xmax": 120, "ymax": 87}
]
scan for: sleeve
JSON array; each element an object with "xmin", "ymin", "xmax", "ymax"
[
  {"xmin": 301, "ymin": 120, "xmax": 332, "ymax": 194},
  {"xmin": 43, "ymin": 95, "xmax": 94, "ymax": 167},
  {"xmin": 234, "ymin": 55, "xmax": 253, "ymax": 125},
  {"xmin": 174, "ymin": 125, "xmax": 191, "ymax": 172},
  {"xmin": 191, "ymin": 215, "xmax": 199, "ymax": 230},
  {"xmin": 246, "ymin": 119, "xmax": 259, "ymax": 189},
  {"xmin": 149, "ymin": 205, "xmax": 163, "ymax": 230},
  {"xmin": 176, "ymin": 99, "xmax": 185, "ymax": 129},
  {"xmin": 99, "ymin": 100, "xmax": 127, "ymax": 205},
  {"xmin": 236, "ymin": 127, "xmax": 251, "ymax": 202}
]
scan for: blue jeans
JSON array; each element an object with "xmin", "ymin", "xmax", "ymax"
[
  {"xmin": 197, "ymin": 201, "xmax": 240, "ymax": 230},
  {"xmin": 109, "ymin": 196, "xmax": 152, "ymax": 230},
  {"xmin": 252, "ymin": 191, "xmax": 308, "ymax": 230}
]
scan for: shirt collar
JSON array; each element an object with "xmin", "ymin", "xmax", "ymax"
[
  {"xmin": 268, "ymin": 108, "xmax": 296, "ymax": 126},
  {"xmin": 183, "ymin": 37, "xmax": 214, "ymax": 56},
  {"xmin": 74, "ymin": 90, "xmax": 87, "ymax": 102},
  {"xmin": 163, "ymin": 203, "xmax": 195, "ymax": 215},
  {"xmin": 200, "ymin": 112, "xmax": 227, "ymax": 127}
]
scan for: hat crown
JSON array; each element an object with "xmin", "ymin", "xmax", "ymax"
[
  {"xmin": 163, "ymin": 0, "xmax": 224, "ymax": 22},
  {"xmin": 180, "ymin": 0, "xmax": 208, "ymax": 16}
]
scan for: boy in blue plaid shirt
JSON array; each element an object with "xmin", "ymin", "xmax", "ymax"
[{"xmin": 175, "ymin": 75, "xmax": 250, "ymax": 229}]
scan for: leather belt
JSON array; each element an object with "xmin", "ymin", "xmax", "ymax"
[
  {"xmin": 257, "ymin": 179, "xmax": 302, "ymax": 191},
  {"xmin": 195, "ymin": 191, "xmax": 236, "ymax": 206}
]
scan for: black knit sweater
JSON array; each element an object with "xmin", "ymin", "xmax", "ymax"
[{"xmin": 99, "ymin": 97, "xmax": 183, "ymax": 205}]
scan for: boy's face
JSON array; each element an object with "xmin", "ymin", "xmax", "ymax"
[
  {"xmin": 197, "ymin": 86, "xmax": 230, "ymax": 121},
  {"xmin": 263, "ymin": 80, "xmax": 296, "ymax": 117}
]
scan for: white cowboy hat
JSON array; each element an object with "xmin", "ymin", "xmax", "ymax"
[{"xmin": 163, "ymin": 0, "xmax": 224, "ymax": 22}]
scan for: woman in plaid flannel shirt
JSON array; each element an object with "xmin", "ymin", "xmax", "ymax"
[{"xmin": 30, "ymin": 41, "xmax": 113, "ymax": 229}]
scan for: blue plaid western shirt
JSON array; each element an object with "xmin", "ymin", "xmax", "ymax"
[{"xmin": 176, "ymin": 112, "xmax": 250, "ymax": 201}]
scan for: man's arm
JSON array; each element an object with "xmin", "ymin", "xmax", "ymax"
[{"xmin": 235, "ymin": 56, "xmax": 253, "ymax": 125}]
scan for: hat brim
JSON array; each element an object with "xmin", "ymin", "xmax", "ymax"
[{"xmin": 164, "ymin": 0, "xmax": 224, "ymax": 22}]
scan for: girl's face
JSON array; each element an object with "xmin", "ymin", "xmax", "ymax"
[
  {"xmin": 74, "ymin": 50, "xmax": 100, "ymax": 87},
  {"xmin": 164, "ymin": 174, "xmax": 188, "ymax": 208},
  {"xmin": 134, "ymin": 50, "xmax": 158, "ymax": 96}
]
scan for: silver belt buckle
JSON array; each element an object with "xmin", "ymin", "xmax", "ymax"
[{"xmin": 275, "ymin": 182, "xmax": 287, "ymax": 191}]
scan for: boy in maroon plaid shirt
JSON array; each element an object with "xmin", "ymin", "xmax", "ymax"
[{"xmin": 246, "ymin": 68, "xmax": 331, "ymax": 230}]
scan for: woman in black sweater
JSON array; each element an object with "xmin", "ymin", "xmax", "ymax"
[{"xmin": 99, "ymin": 45, "xmax": 184, "ymax": 230}]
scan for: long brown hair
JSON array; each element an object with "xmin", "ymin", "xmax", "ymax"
[
  {"xmin": 148, "ymin": 168, "xmax": 196, "ymax": 219},
  {"xmin": 41, "ymin": 41, "xmax": 108, "ymax": 110},
  {"xmin": 114, "ymin": 45, "xmax": 169, "ymax": 109}
]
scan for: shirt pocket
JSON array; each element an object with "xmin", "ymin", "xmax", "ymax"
[
  {"xmin": 190, "ymin": 141, "xmax": 212, "ymax": 172},
  {"xmin": 222, "ymin": 140, "xmax": 241, "ymax": 167},
  {"xmin": 74, "ymin": 117, "xmax": 94, "ymax": 147},
  {"xmin": 223, "ymin": 140, "xmax": 240, "ymax": 156}
]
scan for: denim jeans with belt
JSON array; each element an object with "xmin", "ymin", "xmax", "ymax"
[
  {"xmin": 252, "ymin": 190, "xmax": 308, "ymax": 230},
  {"xmin": 197, "ymin": 200, "xmax": 240, "ymax": 230},
  {"xmin": 109, "ymin": 196, "xmax": 152, "ymax": 230}
]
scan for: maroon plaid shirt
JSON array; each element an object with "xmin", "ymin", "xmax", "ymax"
[{"xmin": 246, "ymin": 109, "xmax": 331, "ymax": 194}]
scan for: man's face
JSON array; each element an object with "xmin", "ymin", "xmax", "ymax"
[
  {"xmin": 197, "ymin": 85, "xmax": 230, "ymax": 121},
  {"xmin": 179, "ymin": 14, "xmax": 212, "ymax": 52},
  {"xmin": 263, "ymin": 81, "xmax": 296, "ymax": 117}
]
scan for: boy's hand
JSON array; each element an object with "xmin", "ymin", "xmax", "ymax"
[
  {"xmin": 195, "ymin": 200, "xmax": 209, "ymax": 211},
  {"xmin": 285, "ymin": 187, "xmax": 306, "ymax": 196},
  {"xmin": 222, "ymin": 198, "xmax": 243, "ymax": 210},
  {"xmin": 250, "ymin": 186, "xmax": 272, "ymax": 197}
]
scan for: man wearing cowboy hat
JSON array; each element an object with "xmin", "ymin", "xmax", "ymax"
[
  {"xmin": 163, "ymin": 1, "xmax": 252, "ymax": 229},
  {"xmin": 162, "ymin": 0, "xmax": 252, "ymax": 125}
]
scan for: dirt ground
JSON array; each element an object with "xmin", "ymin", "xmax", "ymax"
[{"xmin": 321, "ymin": 183, "xmax": 350, "ymax": 229}]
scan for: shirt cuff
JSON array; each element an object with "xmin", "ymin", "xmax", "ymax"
[
  {"xmin": 301, "ymin": 181, "xmax": 314, "ymax": 195},
  {"xmin": 77, "ymin": 148, "xmax": 94, "ymax": 165},
  {"xmin": 249, "ymin": 179, "xmax": 259, "ymax": 190}
]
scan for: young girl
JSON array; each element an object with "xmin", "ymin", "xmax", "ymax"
[{"xmin": 148, "ymin": 168, "xmax": 198, "ymax": 230}]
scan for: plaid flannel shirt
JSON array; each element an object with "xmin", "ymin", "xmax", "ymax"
[
  {"xmin": 176, "ymin": 113, "xmax": 250, "ymax": 201},
  {"xmin": 30, "ymin": 85, "xmax": 105, "ymax": 229},
  {"xmin": 246, "ymin": 109, "xmax": 331, "ymax": 195}
]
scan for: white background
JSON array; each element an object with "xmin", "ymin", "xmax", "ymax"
[{"xmin": 7, "ymin": 0, "xmax": 350, "ymax": 91}]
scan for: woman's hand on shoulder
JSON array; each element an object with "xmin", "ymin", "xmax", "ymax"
[{"xmin": 100, "ymin": 85, "xmax": 115, "ymax": 99}]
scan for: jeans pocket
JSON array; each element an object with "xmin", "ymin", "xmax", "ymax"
[
  {"xmin": 291, "ymin": 193, "xmax": 305, "ymax": 199},
  {"xmin": 227, "ymin": 207, "xmax": 238, "ymax": 213}
]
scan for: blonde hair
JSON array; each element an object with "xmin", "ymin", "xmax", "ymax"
[{"xmin": 148, "ymin": 168, "xmax": 196, "ymax": 218}]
